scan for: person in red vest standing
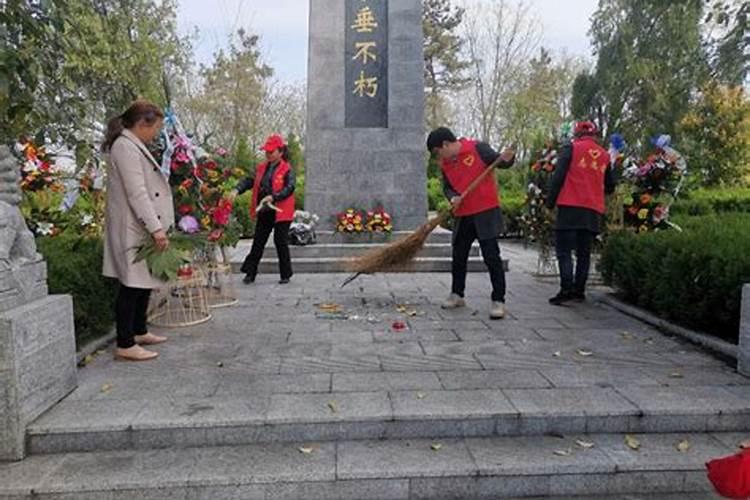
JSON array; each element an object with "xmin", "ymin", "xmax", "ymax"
[
  {"xmin": 427, "ymin": 127, "xmax": 516, "ymax": 320},
  {"xmin": 233, "ymin": 134, "xmax": 296, "ymax": 285},
  {"xmin": 546, "ymin": 121, "xmax": 616, "ymax": 305}
]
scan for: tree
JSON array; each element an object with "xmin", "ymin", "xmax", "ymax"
[
  {"xmin": 0, "ymin": 0, "xmax": 67, "ymax": 145},
  {"xmin": 505, "ymin": 48, "xmax": 585, "ymax": 159},
  {"xmin": 182, "ymin": 29, "xmax": 272, "ymax": 150},
  {"xmin": 584, "ymin": 0, "xmax": 709, "ymax": 144},
  {"xmin": 679, "ymin": 84, "xmax": 750, "ymax": 186},
  {"xmin": 423, "ymin": 0, "xmax": 470, "ymax": 129},
  {"xmin": 704, "ymin": 0, "xmax": 749, "ymax": 86},
  {"xmin": 459, "ymin": 0, "xmax": 542, "ymax": 145}
]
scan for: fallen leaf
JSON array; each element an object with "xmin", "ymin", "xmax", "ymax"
[
  {"xmin": 576, "ymin": 439, "xmax": 595, "ymax": 449},
  {"xmin": 669, "ymin": 370, "xmax": 684, "ymax": 379},
  {"xmin": 740, "ymin": 439, "xmax": 750, "ymax": 449},
  {"xmin": 430, "ymin": 443, "xmax": 443, "ymax": 451},
  {"xmin": 644, "ymin": 337, "xmax": 655, "ymax": 345},
  {"xmin": 553, "ymin": 351, "xmax": 562, "ymax": 357},
  {"xmin": 416, "ymin": 392, "xmax": 426, "ymax": 400},
  {"xmin": 216, "ymin": 361, "xmax": 224, "ymax": 368},
  {"xmin": 327, "ymin": 401, "xmax": 339, "ymax": 414},
  {"xmin": 100, "ymin": 383, "xmax": 113, "ymax": 393},
  {"xmin": 396, "ymin": 305, "xmax": 407, "ymax": 313},
  {"xmin": 625, "ymin": 434, "xmax": 641, "ymax": 451},
  {"xmin": 298, "ymin": 446, "xmax": 315, "ymax": 454},
  {"xmin": 553, "ymin": 448, "xmax": 573, "ymax": 456},
  {"xmin": 677, "ymin": 439, "xmax": 691, "ymax": 453},
  {"xmin": 81, "ymin": 354, "xmax": 95, "ymax": 366},
  {"xmin": 407, "ymin": 310, "xmax": 418, "ymax": 317},
  {"xmin": 620, "ymin": 331, "xmax": 634, "ymax": 340},
  {"xmin": 317, "ymin": 303, "xmax": 343, "ymax": 313},
  {"xmin": 576, "ymin": 349, "xmax": 594, "ymax": 357}
]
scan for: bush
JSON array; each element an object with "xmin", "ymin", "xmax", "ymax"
[
  {"xmin": 501, "ymin": 191, "xmax": 525, "ymax": 237},
  {"xmin": 599, "ymin": 214, "xmax": 750, "ymax": 343},
  {"xmin": 427, "ymin": 177, "xmax": 443, "ymax": 211},
  {"xmin": 671, "ymin": 187, "xmax": 750, "ymax": 216},
  {"xmin": 295, "ymin": 171, "xmax": 305, "ymax": 210},
  {"xmin": 36, "ymin": 234, "xmax": 117, "ymax": 348}
]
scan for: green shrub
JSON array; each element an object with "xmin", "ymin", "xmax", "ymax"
[
  {"xmin": 671, "ymin": 188, "xmax": 750, "ymax": 216},
  {"xmin": 295, "ymin": 171, "xmax": 305, "ymax": 210},
  {"xmin": 501, "ymin": 191, "xmax": 525, "ymax": 237},
  {"xmin": 599, "ymin": 214, "xmax": 750, "ymax": 343},
  {"xmin": 427, "ymin": 177, "xmax": 444, "ymax": 211},
  {"xmin": 232, "ymin": 192, "xmax": 256, "ymax": 238},
  {"xmin": 36, "ymin": 234, "xmax": 117, "ymax": 348}
]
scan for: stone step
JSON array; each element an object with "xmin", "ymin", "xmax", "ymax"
[
  {"xmin": 314, "ymin": 229, "xmax": 454, "ymax": 245},
  {"xmin": 245, "ymin": 256, "xmax": 510, "ymax": 274},
  {"xmin": 265, "ymin": 243, "xmax": 477, "ymax": 259},
  {"xmin": 25, "ymin": 385, "xmax": 750, "ymax": 455},
  {"xmin": 2, "ymin": 432, "xmax": 735, "ymax": 499}
]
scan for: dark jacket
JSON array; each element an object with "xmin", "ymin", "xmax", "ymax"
[
  {"xmin": 442, "ymin": 142, "xmax": 515, "ymax": 241},
  {"xmin": 546, "ymin": 142, "xmax": 617, "ymax": 233}
]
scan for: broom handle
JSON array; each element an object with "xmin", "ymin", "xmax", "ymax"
[{"xmin": 454, "ymin": 154, "xmax": 508, "ymax": 211}]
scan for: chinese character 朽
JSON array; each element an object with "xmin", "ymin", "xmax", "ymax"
[
  {"xmin": 352, "ymin": 41, "xmax": 377, "ymax": 64},
  {"xmin": 351, "ymin": 6, "xmax": 378, "ymax": 33},
  {"xmin": 353, "ymin": 70, "xmax": 378, "ymax": 98}
]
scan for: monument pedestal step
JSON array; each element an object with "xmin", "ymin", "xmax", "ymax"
[
  {"xmin": 240, "ymin": 257, "xmax": 509, "ymax": 274},
  {"xmin": 228, "ymin": 239, "xmax": 512, "ymax": 274},
  {"xmin": 2, "ymin": 432, "xmax": 733, "ymax": 499}
]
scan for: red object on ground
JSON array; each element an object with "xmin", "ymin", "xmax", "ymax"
[
  {"xmin": 391, "ymin": 321, "xmax": 407, "ymax": 332},
  {"xmin": 707, "ymin": 448, "xmax": 750, "ymax": 499}
]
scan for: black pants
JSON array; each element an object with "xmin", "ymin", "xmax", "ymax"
[
  {"xmin": 115, "ymin": 284, "xmax": 151, "ymax": 349},
  {"xmin": 452, "ymin": 219, "xmax": 506, "ymax": 303},
  {"xmin": 555, "ymin": 229, "xmax": 595, "ymax": 293},
  {"xmin": 241, "ymin": 210, "xmax": 293, "ymax": 280}
]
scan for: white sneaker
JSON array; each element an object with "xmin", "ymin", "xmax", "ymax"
[
  {"xmin": 441, "ymin": 293, "xmax": 466, "ymax": 309},
  {"xmin": 489, "ymin": 301, "xmax": 506, "ymax": 320}
]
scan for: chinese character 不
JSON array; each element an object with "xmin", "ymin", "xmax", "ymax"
[
  {"xmin": 353, "ymin": 41, "xmax": 377, "ymax": 64},
  {"xmin": 353, "ymin": 70, "xmax": 378, "ymax": 98},
  {"xmin": 351, "ymin": 6, "xmax": 378, "ymax": 33}
]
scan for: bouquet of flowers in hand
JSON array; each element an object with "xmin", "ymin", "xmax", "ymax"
[
  {"xmin": 336, "ymin": 208, "xmax": 365, "ymax": 233},
  {"xmin": 366, "ymin": 208, "xmax": 393, "ymax": 233},
  {"xmin": 289, "ymin": 210, "xmax": 320, "ymax": 246}
]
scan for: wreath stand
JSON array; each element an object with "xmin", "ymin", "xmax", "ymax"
[{"xmin": 148, "ymin": 266, "xmax": 212, "ymax": 327}]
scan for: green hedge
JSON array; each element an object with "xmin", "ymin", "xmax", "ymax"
[
  {"xmin": 36, "ymin": 234, "xmax": 117, "ymax": 348},
  {"xmin": 232, "ymin": 192, "xmax": 256, "ymax": 238},
  {"xmin": 600, "ymin": 214, "xmax": 750, "ymax": 343},
  {"xmin": 671, "ymin": 188, "xmax": 750, "ymax": 216}
]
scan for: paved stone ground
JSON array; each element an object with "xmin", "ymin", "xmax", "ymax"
[
  {"xmin": 7, "ymin": 242, "xmax": 748, "ymax": 499},
  {"xmin": 50, "ymin": 241, "xmax": 748, "ymax": 417}
]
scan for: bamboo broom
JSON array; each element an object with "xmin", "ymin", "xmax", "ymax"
[{"xmin": 341, "ymin": 154, "xmax": 507, "ymax": 287}]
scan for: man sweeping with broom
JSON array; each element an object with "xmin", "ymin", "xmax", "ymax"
[{"xmin": 427, "ymin": 127, "xmax": 516, "ymax": 320}]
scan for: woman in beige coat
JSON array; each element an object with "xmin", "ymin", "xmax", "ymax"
[{"xmin": 102, "ymin": 100, "xmax": 175, "ymax": 362}]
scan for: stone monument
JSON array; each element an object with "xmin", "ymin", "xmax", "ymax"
[
  {"xmin": 0, "ymin": 145, "xmax": 77, "ymax": 461},
  {"xmin": 305, "ymin": 0, "xmax": 427, "ymax": 230}
]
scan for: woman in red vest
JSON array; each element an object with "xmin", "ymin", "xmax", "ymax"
[
  {"xmin": 233, "ymin": 134, "xmax": 296, "ymax": 285},
  {"xmin": 427, "ymin": 127, "xmax": 515, "ymax": 320},
  {"xmin": 546, "ymin": 121, "xmax": 616, "ymax": 305}
]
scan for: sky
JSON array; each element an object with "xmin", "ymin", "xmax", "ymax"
[{"xmin": 177, "ymin": 0, "xmax": 599, "ymax": 83}]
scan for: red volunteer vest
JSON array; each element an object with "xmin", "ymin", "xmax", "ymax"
[
  {"xmin": 440, "ymin": 139, "xmax": 500, "ymax": 217},
  {"xmin": 556, "ymin": 137, "xmax": 610, "ymax": 215},
  {"xmin": 250, "ymin": 160, "xmax": 295, "ymax": 223}
]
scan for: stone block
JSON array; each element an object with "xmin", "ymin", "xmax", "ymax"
[
  {"xmin": 0, "ymin": 295, "xmax": 76, "ymax": 460},
  {"xmin": 740, "ymin": 284, "xmax": 750, "ymax": 376}
]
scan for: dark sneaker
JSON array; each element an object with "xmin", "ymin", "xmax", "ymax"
[
  {"xmin": 571, "ymin": 291, "xmax": 586, "ymax": 302},
  {"xmin": 242, "ymin": 274, "xmax": 255, "ymax": 284},
  {"xmin": 279, "ymin": 278, "xmax": 291, "ymax": 285},
  {"xmin": 549, "ymin": 290, "xmax": 575, "ymax": 306}
]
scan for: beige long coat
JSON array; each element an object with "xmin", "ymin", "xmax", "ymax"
[{"xmin": 103, "ymin": 129, "xmax": 174, "ymax": 289}]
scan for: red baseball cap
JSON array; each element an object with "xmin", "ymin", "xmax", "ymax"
[{"xmin": 261, "ymin": 134, "xmax": 285, "ymax": 152}]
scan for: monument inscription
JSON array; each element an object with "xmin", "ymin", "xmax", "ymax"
[{"xmin": 345, "ymin": 0, "xmax": 388, "ymax": 128}]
